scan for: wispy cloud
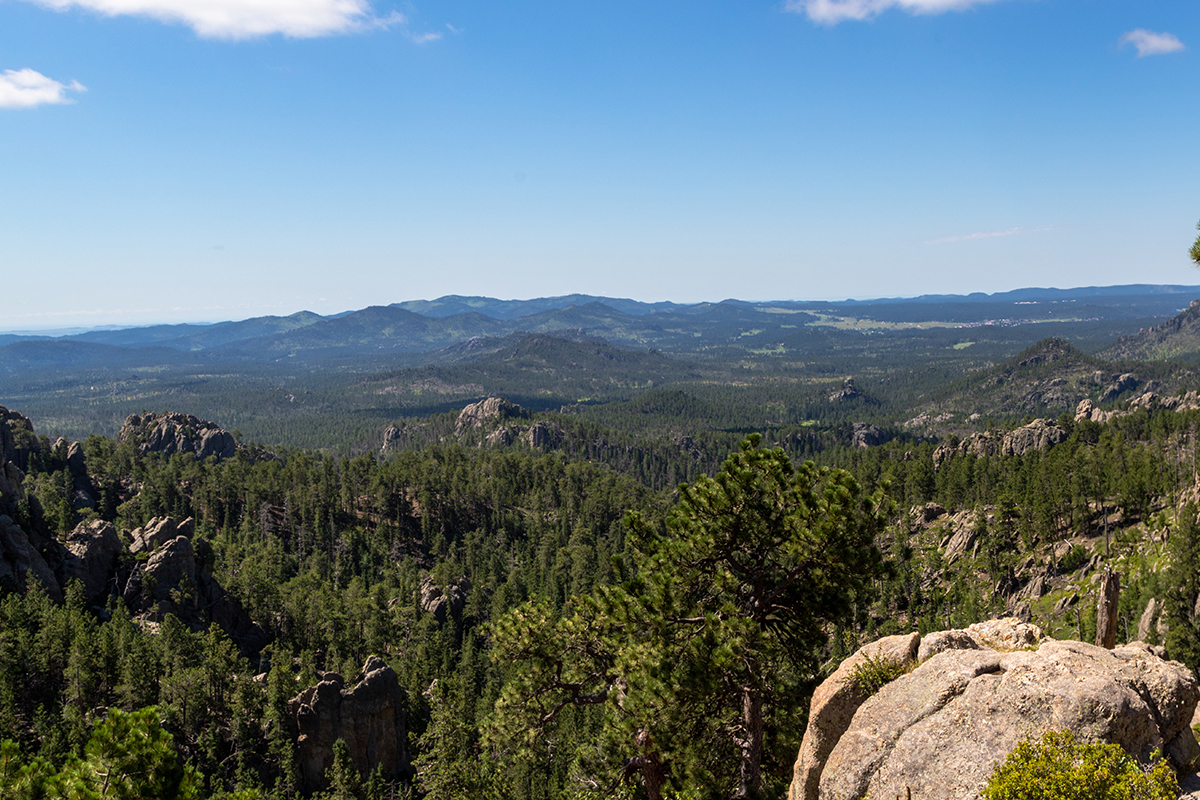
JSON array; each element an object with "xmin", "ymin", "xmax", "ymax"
[
  {"xmin": 19, "ymin": 0, "xmax": 421, "ymax": 39},
  {"xmin": 925, "ymin": 225, "xmax": 1054, "ymax": 245},
  {"xmin": 1119, "ymin": 29, "xmax": 1185, "ymax": 58},
  {"xmin": 786, "ymin": 0, "xmax": 1006, "ymax": 25},
  {"xmin": 405, "ymin": 29, "xmax": 442, "ymax": 44},
  {"xmin": 0, "ymin": 68, "xmax": 85, "ymax": 109}
]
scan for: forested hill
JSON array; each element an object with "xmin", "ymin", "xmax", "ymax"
[
  {"xmin": 4, "ymin": 284, "xmax": 1198, "ymax": 361},
  {"xmin": 7, "ymin": 378, "xmax": 1200, "ymax": 798}
]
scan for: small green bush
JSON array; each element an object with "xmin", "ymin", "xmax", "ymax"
[
  {"xmin": 1058, "ymin": 544, "xmax": 1089, "ymax": 573},
  {"xmin": 981, "ymin": 730, "xmax": 1177, "ymax": 800},
  {"xmin": 847, "ymin": 654, "xmax": 916, "ymax": 698}
]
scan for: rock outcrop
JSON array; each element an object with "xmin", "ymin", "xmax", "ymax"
[
  {"xmin": 121, "ymin": 516, "xmax": 264, "ymax": 653},
  {"xmin": 1000, "ymin": 417, "xmax": 1069, "ymax": 456},
  {"xmin": 524, "ymin": 421, "xmax": 564, "ymax": 450},
  {"xmin": 848, "ymin": 423, "xmax": 887, "ymax": 449},
  {"xmin": 1099, "ymin": 372, "xmax": 1140, "ymax": 403},
  {"xmin": 789, "ymin": 619, "xmax": 1200, "ymax": 800},
  {"xmin": 933, "ymin": 418, "xmax": 1067, "ymax": 470},
  {"xmin": 0, "ymin": 513, "xmax": 62, "ymax": 601},
  {"xmin": 420, "ymin": 575, "xmax": 471, "ymax": 623},
  {"xmin": 454, "ymin": 397, "xmax": 530, "ymax": 434},
  {"xmin": 829, "ymin": 378, "xmax": 862, "ymax": 403},
  {"xmin": 790, "ymin": 632, "xmax": 921, "ymax": 800},
  {"xmin": 118, "ymin": 412, "xmax": 238, "ymax": 461},
  {"xmin": 1, "ymin": 406, "xmax": 42, "ymax": 473},
  {"xmin": 129, "ymin": 516, "xmax": 196, "ymax": 555},
  {"xmin": 288, "ymin": 656, "xmax": 411, "ymax": 793},
  {"xmin": 60, "ymin": 519, "xmax": 122, "ymax": 604}
]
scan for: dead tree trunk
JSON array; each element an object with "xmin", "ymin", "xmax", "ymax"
[{"xmin": 1096, "ymin": 568, "xmax": 1120, "ymax": 649}]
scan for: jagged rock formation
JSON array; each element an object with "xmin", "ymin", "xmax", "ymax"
[
  {"xmin": 122, "ymin": 515, "xmax": 264, "ymax": 653},
  {"xmin": 419, "ymin": 575, "xmax": 471, "ymax": 623},
  {"xmin": 0, "ymin": 407, "xmax": 66, "ymax": 601},
  {"xmin": 829, "ymin": 378, "xmax": 862, "ymax": 403},
  {"xmin": 129, "ymin": 516, "xmax": 196, "ymax": 555},
  {"xmin": 999, "ymin": 417, "xmax": 1069, "ymax": 456},
  {"xmin": 454, "ymin": 397, "xmax": 530, "ymax": 434},
  {"xmin": 445, "ymin": 398, "xmax": 569, "ymax": 452},
  {"xmin": 1098, "ymin": 372, "xmax": 1141, "ymax": 403},
  {"xmin": 288, "ymin": 656, "xmax": 411, "ymax": 793},
  {"xmin": 118, "ymin": 412, "xmax": 238, "ymax": 461},
  {"xmin": 524, "ymin": 420, "xmax": 564, "ymax": 449},
  {"xmin": 0, "ymin": 406, "xmax": 42, "ymax": 520},
  {"xmin": 789, "ymin": 619, "xmax": 1200, "ymax": 800},
  {"xmin": 0, "ymin": 513, "xmax": 63, "ymax": 601},
  {"xmin": 60, "ymin": 520, "xmax": 122, "ymax": 604},
  {"xmin": 848, "ymin": 422, "xmax": 887, "ymax": 448},
  {"xmin": 932, "ymin": 418, "xmax": 1067, "ymax": 470},
  {"xmin": 1, "ymin": 406, "xmax": 42, "ymax": 473},
  {"xmin": 1075, "ymin": 398, "xmax": 1121, "ymax": 425}
]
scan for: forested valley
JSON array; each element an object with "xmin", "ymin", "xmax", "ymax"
[{"xmin": 7, "ymin": 289, "xmax": 1200, "ymax": 799}]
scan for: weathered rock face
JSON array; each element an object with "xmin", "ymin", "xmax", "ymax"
[
  {"xmin": 1, "ymin": 406, "xmax": 42, "ymax": 473},
  {"xmin": 933, "ymin": 418, "xmax": 1067, "ymax": 470},
  {"xmin": 121, "ymin": 516, "xmax": 264, "ymax": 653},
  {"xmin": 789, "ymin": 619, "xmax": 1200, "ymax": 800},
  {"xmin": 524, "ymin": 421, "xmax": 564, "ymax": 450},
  {"xmin": 144, "ymin": 536, "xmax": 198, "ymax": 603},
  {"xmin": 1100, "ymin": 372, "xmax": 1140, "ymax": 403},
  {"xmin": 0, "ymin": 514, "xmax": 62, "ymax": 601},
  {"xmin": 129, "ymin": 516, "xmax": 196, "ymax": 555},
  {"xmin": 60, "ymin": 520, "xmax": 122, "ymax": 604},
  {"xmin": 849, "ymin": 423, "xmax": 887, "ymax": 449},
  {"xmin": 288, "ymin": 656, "xmax": 411, "ymax": 793},
  {"xmin": 118, "ymin": 412, "xmax": 238, "ymax": 461},
  {"xmin": 1001, "ymin": 417, "xmax": 1068, "ymax": 456},
  {"xmin": 455, "ymin": 397, "xmax": 529, "ymax": 434},
  {"xmin": 0, "ymin": 407, "xmax": 43, "ymax": 520},
  {"xmin": 790, "ymin": 633, "xmax": 920, "ymax": 800},
  {"xmin": 420, "ymin": 575, "xmax": 471, "ymax": 623},
  {"xmin": 829, "ymin": 378, "xmax": 862, "ymax": 403}
]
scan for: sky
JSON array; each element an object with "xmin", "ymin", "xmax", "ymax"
[{"xmin": 2, "ymin": 0, "xmax": 1198, "ymax": 329}]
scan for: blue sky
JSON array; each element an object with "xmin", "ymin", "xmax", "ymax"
[{"xmin": 2, "ymin": 0, "xmax": 1198, "ymax": 328}]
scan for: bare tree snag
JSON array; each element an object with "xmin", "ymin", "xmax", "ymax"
[{"xmin": 1096, "ymin": 568, "xmax": 1120, "ymax": 649}]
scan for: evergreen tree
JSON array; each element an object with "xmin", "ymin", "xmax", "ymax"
[
  {"xmin": 1165, "ymin": 504, "xmax": 1200, "ymax": 673},
  {"xmin": 492, "ymin": 435, "xmax": 890, "ymax": 800}
]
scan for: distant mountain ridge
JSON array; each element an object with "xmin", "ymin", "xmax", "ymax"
[{"xmin": 2, "ymin": 285, "xmax": 1198, "ymax": 372}]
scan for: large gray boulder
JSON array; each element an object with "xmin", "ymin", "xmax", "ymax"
[
  {"xmin": 789, "ymin": 633, "xmax": 920, "ymax": 800},
  {"xmin": 288, "ymin": 656, "xmax": 411, "ymax": 792},
  {"xmin": 420, "ymin": 575, "xmax": 471, "ymax": 623},
  {"xmin": 60, "ymin": 519, "xmax": 122, "ymax": 604},
  {"xmin": 143, "ymin": 535, "xmax": 197, "ymax": 603},
  {"xmin": 129, "ymin": 516, "xmax": 195, "ymax": 555},
  {"xmin": 118, "ymin": 412, "xmax": 237, "ymax": 461},
  {"xmin": 1001, "ymin": 418, "xmax": 1068, "ymax": 457},
  {"xmin": 454, "ymin": 397, "xmax": 529, "ymax": 434},
  {"xmin": 790, "ymin": 620, "xmax": 1200, "ymax": 800}
]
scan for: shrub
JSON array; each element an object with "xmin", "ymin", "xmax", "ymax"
[
  {"xmin": 847, "ymin": 653, "xmax": 916, "ymax": 698},
  {"xmin": 1058, "ymin": 544, "xmax": 1089, "ymax": 574},
  {"xmin": 981, "ymin": 729, "xmax": 1177, "ymax": 800}
]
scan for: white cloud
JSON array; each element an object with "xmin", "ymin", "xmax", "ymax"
[
  {"xmin": 787, "ymin": 0, "xmax": 1005, "ymax": 24},
  {"xmin": 0, "ymin": 68, "xmax": 85, "ymax": 109},
  {"xmin": 925, "ymin": 225, "xmax": 1053, "ymax": 245},
  {"xmin": 1119, "ymin": 29, "xmax": 1185, "ymax": 57},
  {"xmin": 405, "ymin": 29, "xmax": 442, "ymax": 43},
  {"xmin": 21, "ymin": 0, "xmax": 407, "ymax": 39}
]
